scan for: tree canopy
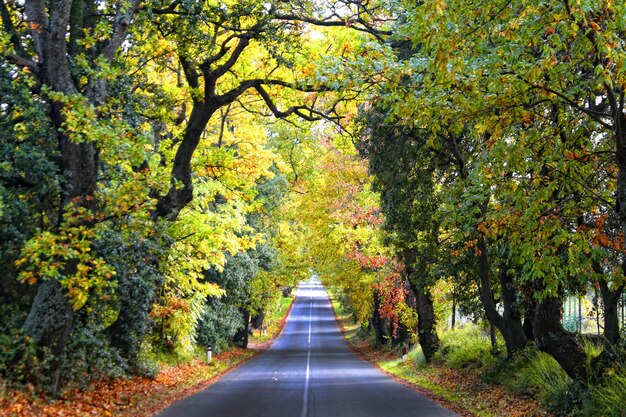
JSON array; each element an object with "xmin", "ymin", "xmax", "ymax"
[{"xmin": 1, "ymin": 0, "xmax": 625, "ymax": 407}]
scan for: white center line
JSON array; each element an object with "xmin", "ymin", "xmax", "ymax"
[
  {"xmin": 301, "ymin": 298, "xmax": 313, "ymax": 417},
  {"xmin": 308, "ymin": 301, "xmax": 312, "ymax": 345}
]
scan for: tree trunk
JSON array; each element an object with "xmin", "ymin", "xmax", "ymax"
[
  {"xmin": 154, "ymin": 102, "xmax": 218, "ymax": 220},
  {"xmin": 476, "ymin": 239, "xmax": 525, "ymax": 354},
  {"xmin": 475, "ymin": 237, "xmax": 527, "ymax": 355},
  {"xmin": 533, "ymin": 295, "xmax": 589, "ymax": 382},
  {"xmin": 251, "ymin": 309, "xmax": 265, "ymax": 330},
  {"xmin": 523, "ymin": 298, "xmax": 536, "ymax": 341},
  {"xmin": 233, "ymin": 308, "xmax": 250, "ymax": 348},
  {"xmin": 19, "ymin": 0, "xmax": 137, "ymax": 393},
  {"xmin": 401, "ymin": 250, "xmax": 440, "ymax": 361},
  {"xmin": 21, "ymin": 0, "xmax": 93, "ymax": 394},
  {"xmin": 370, "ymin": 292, "xmax": 389, "ymax": 346},
  {"xmin": 414, "ymin": 285, "xmax": 440, "ymax": 361},
  {"xmin": 451, "ymin": 297, "xmax": 456, "ymax": 330},
  {"xmin": 489, "ymin": 324, "xmax": 497, "ymax": 352},
  {"xmin": 599, "ymin": 281, "xmax": 624, "ymax": 345},
  {"xmin": 22, "ymin": 280, "xmax": 74, "ymax": 394},
  {"xmin": 499, "ymin": 265, "xmax": 528, "ymax": 352}
]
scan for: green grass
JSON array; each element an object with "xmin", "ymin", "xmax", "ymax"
[
  {"xmin": 586, "ymin": 371, "xmax": 626, "ymax": 417},
  {"xmin": 378, "ymin": 354, "xmax": 495, "ymax": 417},
  {"xmin": 437, "ymin": 325, "xmax": 498, "ymax": 369}
]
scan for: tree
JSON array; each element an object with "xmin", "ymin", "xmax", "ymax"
[{"xmin": 378, "ymin": 0, "xmax": 625, "ymax": 381}]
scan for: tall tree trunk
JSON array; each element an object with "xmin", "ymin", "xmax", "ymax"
[
  {"xmin": 447, "ymin": 136, "xmax": 526, "ymax": 355},
  {"xmin": 401, "ymin": 249, "xmax": 440, "ymax": 361},
  {"xmin": 251, "ymin": 309, "xmax": 265, "ymax": 330},
  {"xmin": 370, "ymin": 292, "xmax": 389, "ymax": 346},
  {"xmin": 489, "ymin": 324, "xmax": 497, "ymax": 352},
  {"xmin": 499, "ymin": 265, "xmax": 528, "ymax": 352},
  {"xmin": 20, "ymin": 0, "xmax": 137, "ymax": 393},
  {"xmin": 412, "ymin": 282, "xmax": 440, "ymax": 361},
  {"xmin": 21, "ymin": 0, "xmax": 90, "ymax": 395},
  {"xmin": 475, "ymin": 237, "xmax": 527, "ymax": 355},
  {"xmin": 22, "ymin": 280, "xmax": 74, "ymax": 394},
  {"xmin": 523, "ymin": 297, "xmax": 536, "ymax": 341},
  {"xmin": 599, "ymin": 281, "xmax": 624, "ymax": 346},
  {"xmin": 533, "ymin": 294, "xmax": 589, "ymax": 382},
  {"xmin": 233, "ymin": 308, "xmax": 251, "ymax": 348},
  {"xmin": 451, "ymin": 296, "xmax": 456, "ymax": 330},
  {"xmin": 154, "ymin": 102, "xmax": 218, "ymax": 220}
]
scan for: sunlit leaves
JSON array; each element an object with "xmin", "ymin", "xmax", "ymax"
[{"xmin": 15, "ymin": 205, "xmax": 116, "ymax": 311}]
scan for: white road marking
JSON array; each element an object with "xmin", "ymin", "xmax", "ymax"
[{"xmin": 301, "ymin": 298, "xmax": 313, "ymax": 417}]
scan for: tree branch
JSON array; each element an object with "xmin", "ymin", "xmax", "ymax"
[
  {"xmin": 211, "ymin": 34, "xmax": 252, "ymax": 78},
  {"xmin": 0, "ymin": 175, "xmax": 35, "ymax": 188},
  {"xmin": 179, "ymin": 55, "xmax": 199, "ymax": 91},
  {"xmin": 273, "ymin": 12, "xmax": 392, "ymax": 40},
  {"xmin": 521, "ymin": 78, "xmax": 614, "ymax": 130},
  {"xmin": 101, "ymin": 0, "xmax": 141, "ymax": 62},
  {"xmin": 199, "ymin": 34, "xmax": 238, "ymax": 70},
  {"xmin": 24, "ymin": 0, "xmax": 48, "ymax": 63},
  {"xmin": 1, "ymin": 0, "xmax": 28, "ymax": 58},
  {"xmin": 7, "ymin": 53, "xmax": 39, "ymax": 75}
]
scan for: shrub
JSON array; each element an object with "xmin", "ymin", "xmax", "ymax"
[
  {"xmin": 196, "ymin": 300, "xmax": 243, "ymax": 354},
  {"xmin": 0, "ymin": 328, "xmax": 51, "ymax": 389},
  {"xmin": 62, "ymin": 315, "xmax": 125, "ymax": 389}
]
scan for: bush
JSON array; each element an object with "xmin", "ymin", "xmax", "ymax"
[
  {"xmin": 195, "ymin": 300, "xmax": 243, "ymax": 354},
  {"xmin": 62, "ymin": 315, "xmax": 125, "ymax": 389},
  {"xmin": 93, "ymin": 230, "xmax": 164, "ymax": 371},
  {"xmin": 0, "ymin": 329, "xmax": 51, "ymax": 388}
]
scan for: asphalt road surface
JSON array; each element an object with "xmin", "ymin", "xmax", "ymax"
[{"xmin": 155, "ymin": 280, "xmax": 458, "ymax": 417}]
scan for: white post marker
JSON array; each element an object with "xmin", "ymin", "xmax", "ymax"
[{"xmin": 206, "ymin": 346, "xmax": 212, "ymax": 364}]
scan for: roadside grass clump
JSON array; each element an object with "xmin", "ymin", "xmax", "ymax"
[
  {"xmin": 437, "ymin": 325, "xmax": 497, "ymax": 369},
  {"xmin": 510, "ymin": 350, "xmax": 582, "ymax": 416},
  {"xmin": 583, "ymin": 370, "xmax": 626, "ymax": 417}
]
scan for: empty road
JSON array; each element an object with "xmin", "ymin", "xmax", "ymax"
[{"xmin": 155, "ymin": 280, "xmax": 458, "ymax": 417}]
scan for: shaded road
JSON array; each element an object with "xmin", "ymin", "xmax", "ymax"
[{"xmin": 155, "ymin": 280, "xmax": 458, "ymax": 417}]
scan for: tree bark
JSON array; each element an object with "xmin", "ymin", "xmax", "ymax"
[
  {"xmin": 251, "ymin": 309, "xmax": 265, "ymax": 330},
  {"xmin": 402, "ymin": 249, "xmax": 440, "ymax": 362},
  {"xmin": 446, "ymin": 135, "xmax": 526, "ymax": 354},
  {"xmin": 498, "ymin": 264, "xmax": 528, "ymax": 352},
  {"xmin": 22, "ymin": 280, "xmax": 74, "ymax": 394},
  {"xmin": 475, "ymin": 237, "xmax": 527, "ymax": 355},
  {"xmin": 233, "ymin": 308, "xmax": 250, "ymax": 348},
  {"xmin": 598, "ymin": 281, "xmax": 624, "ymax": 346},
  {"xmin": 533, "ymin": 294, "xmax": 589, "ymax": 382},
  {"xmin": 451, "ymin": 297, "xmax": 456, "ymax": 330},
  {"xmin": 154, "ymin": 102, "xmax": 218, "ymax": 220},
  {"xmin": 523, "ymin": 298, "xmax": 536, "ymax": 341},
  {"xmin": 409, "ymin": 281, "xmax": 440, "ymax": 362},
  {"xmin": 370, "ymin": 292, "xmax": 390, "ymax": 346}
]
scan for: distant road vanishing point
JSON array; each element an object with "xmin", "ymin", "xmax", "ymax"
[{"xmin": 155, "ymin": 279, "xmax": 458, "ymax": 417}]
